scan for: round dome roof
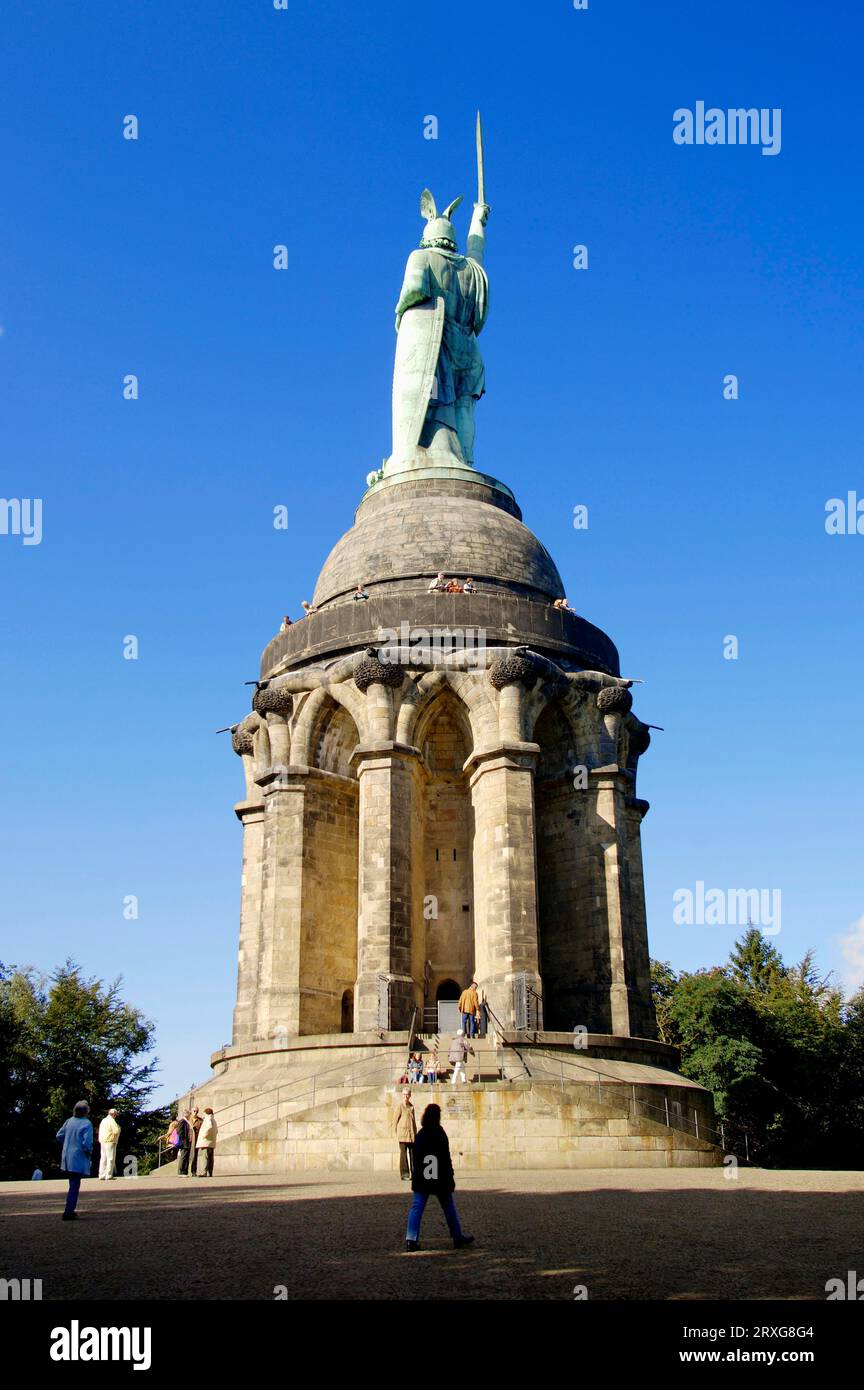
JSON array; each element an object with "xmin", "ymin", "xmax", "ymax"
[{"xmin": 312, "ymin": 474, "xmax": 564, "ymax": 607}]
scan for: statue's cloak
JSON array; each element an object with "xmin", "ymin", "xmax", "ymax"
[
  {"xmin": 390, "ymin": 296, "xmax": 445, "ymax": 465},
  {"xmin": 391, "ymin": 248, "xmax": 489, "ymax": 463}
]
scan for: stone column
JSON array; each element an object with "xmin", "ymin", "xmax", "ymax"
[
  {"xmin": 467, "ymin": 742, "xmax": 542, "ymax": 1028},
  {"xmin": 589, "ymin": 767, "xmax": 634, "ymax": 1037},
  {"xmin": 352, "ymin": 743, "xmax": 423, "ymax": 1032},
  {"xmin": 254, "ymin": 767, "xmax": 308, "ymax": 1041},
  {"xmin": 231, "ymin": 799, "xmax": 266, "ymax": 1044},
  {"xmin": 623, "ymin": 796, "xmax": 656, "ymax": 1038}
]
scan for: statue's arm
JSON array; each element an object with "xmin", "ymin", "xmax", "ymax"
[
  {"xmin": 395, "ymin": 250, "xmax": 432, "ymax": 331},
  {"xmin": 466, "ymin": 202, "xmax": 490, "ymax": 265}
]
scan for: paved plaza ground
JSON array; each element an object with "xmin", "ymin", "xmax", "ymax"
[{"xmin": 3, "ymin": 1167, "xmax": 862, "ymax": 1301}]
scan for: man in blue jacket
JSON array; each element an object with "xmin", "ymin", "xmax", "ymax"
[{"xmin": 56, "ymin": 1100, "xmax": 93, "ymax": 1221}]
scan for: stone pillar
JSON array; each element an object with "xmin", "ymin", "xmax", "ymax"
[
  {"xmin": 255, "ymin": 768, "xmax": 307, "ymax": 1041},
  {"xmin": 353, "ymin": 743, "xmax": 422, "ymax": 1032},
  {"xmin": 623, "ymin": 796, "xmax": 656, "ymax": 1038},
  {"xmin": 467, "ymin": 742, "xmax": 542, "ymax": 1028},
  {"xmin": 589, "ymin": 767, "xmax": 634, "ymax": 1037},
  {"xmin": 231, "ymin": 799, "xmax": 265, "ymax": 1044}
]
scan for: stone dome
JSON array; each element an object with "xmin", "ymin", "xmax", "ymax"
[
  {"xmin": 259, "ymin": 467, "xmax": 620, "ymax": 680},
  {"xmin": 311, "ymin": 472, "xmax": 564, "ymax": 608}
]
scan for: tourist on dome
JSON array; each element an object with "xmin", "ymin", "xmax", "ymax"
[
  {"xmin": 352, "ymin": 584, "xmax": 369, "ymax": 601},
  {"xmin": 427, "ymin": 572, "xmax": 447, "ymax": 592}
]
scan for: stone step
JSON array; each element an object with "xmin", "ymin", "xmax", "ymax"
[{"xmin": 210, "ymin": 1078, "xmax": 722, "ymax": 1175}]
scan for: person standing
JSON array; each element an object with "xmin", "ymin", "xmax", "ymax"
[
  {"xmin": 195, "ymin": 1107, "xmax": 218, "ymax": 1176},
  {"xmin": 405, "ymin": 1103, "xmax": 474, "ymax": 1251},
  {"xmin": 162, "ymin": 1118, "xmax": 180, "ymax": 1164},
  {"xmin": 56, "ymin": 1100, "xmax": 93, "ymax": 1221},
  {"xmin": 176, "ymin": 1112, "xmax": 192, "ymax": 1176},
  {"xmin": 458, "ymin": 980, "xmax": 480, "ymax": 1037},
  {"xmin": 448, "ymin": 1030, "xmax": 474, "ymax": 1084},
  {"xmin": 97, "ymin": 1109, "xmax": 121, "ymax": 1180},
  {"xmin": 189, "ymin": 1107, "xmax": 203, "ymax": 1175},
  {"xmin": 394, "ymin": 1089, "xmax": 417, "ymax": 1181}
]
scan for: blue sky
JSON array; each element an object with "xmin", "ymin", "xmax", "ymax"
[{"xmin": 2, "ymin": 1, "xmax": 862, "ymax": 1104}]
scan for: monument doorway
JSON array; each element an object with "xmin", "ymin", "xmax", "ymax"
[
  {"xmin": 435, "ymin": 979, "xmax": 461, "ymax": 1033},
  {"xmin": 340, "ymin": 987, "xmax": 354, "ymax": 1033}
]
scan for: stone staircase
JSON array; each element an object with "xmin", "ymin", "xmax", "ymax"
[{"xmin": 204, "ymin": 1071, "xmax": 721, "ymax": 1175}]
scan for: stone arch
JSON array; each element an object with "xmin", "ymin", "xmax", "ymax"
[
  {"xmin": 435, "ymin": 978, "xmax": 460, "ymax": 1001},
  {"xmin": 414, "ymin": 683, "xmax": 474, "ymax": 764},
  {"xmin": 446, "ymin": 670, "xmax": 499, "ymax": 749},
  {"xmin": 289, "ymin": 691, "xmax": 361, "ymax": 1035},
  {"xmin": 398, "ymin": 669, "xmax": 495, "ymax": 755},
  {"xmin": 292, "ymin": 685, "xmax": 364, "ymax": 770},
  {"xmin": 396, "ymin": 670, "xmax": 446, "ymax": 745},
  {"xmin": 314, "ymin": 702, "xmax": 360, "ymax": 778}
]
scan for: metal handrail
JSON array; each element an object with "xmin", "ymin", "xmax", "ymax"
[
  {"xmin": 485, "ymin": 1002, "xmax": 532, "ymax": 1079},
  {"xmin": 404, "ymin": 1006, "xmax": 418, "ymax": 1080},
  {"xmin": 528, "ymin": 1047, "xmax": 727, "ymax": 1151},
  {"xmin": 157, "ymin": 1017, "xmax": 732, "ymax": 1164}
]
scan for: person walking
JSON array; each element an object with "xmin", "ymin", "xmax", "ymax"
[
  {"xmin": 394, "ymin": 1089, "xmax": 417, "ymax": 1181},
  {"xmin": 405, "ymin": 1103, "xmax": 474, "ymax": 1251},
  {"xmin": 458, "ymin": 980, "xmax": 480, "ymax": 1037},
  {"xmin": 448, "ymin": 1029, "xmax": 474, "ymax": 1084},
  {"xmin": 195, "ymin": 1107, "xmax": 218, "ymax": 1176},
  {"xmin": 56, "ymin": 1100, "xmax": 93, "ymax": 1221},
  {"xmin": 97, "ymin": 1109, "xmax": 121, "ymax": 1180},
  {"xmin": 189, "ymin": 1107, "xmax": 203, "ymax": 1175},
  {"xmin": 176, "ymin": 1112, "xmax": 193, "ymax": 1176}
]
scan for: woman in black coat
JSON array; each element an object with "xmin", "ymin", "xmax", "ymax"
[{"xmin": 405, "ymin": 1103, "xmax": 474, "ymax": 1251}]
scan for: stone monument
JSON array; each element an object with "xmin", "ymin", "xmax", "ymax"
[{"xmin": 178, "ymin": 124, "xmax": 719, "ymax": 1171}]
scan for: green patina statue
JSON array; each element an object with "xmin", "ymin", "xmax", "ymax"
[{"xmin": 385, "ymin": 115, "xmax": 491, "ymax": 476}]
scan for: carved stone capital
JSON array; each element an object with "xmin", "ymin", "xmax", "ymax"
[
  {"xmin": 253, "ymin": 682, "xmax": 294, "ymax": 719},
  {"xmin": 353, "ymin": 648, "xmax": 405, "ymax": 692},
  {"xmin": 596, "ymin": 685, "xmax": 633, "ymax": 714},
  {"xmin": 488, "ymin": 646, "xmax": 538, "ymax": 690},
  {"xmin": 231, "ymin": 713, "xmax": 260, "ymax": 757}
]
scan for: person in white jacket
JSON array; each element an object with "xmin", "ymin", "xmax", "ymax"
[
  {"xmin": 98, "ymin": 1110, "xmax": 121, "ymax": 1180},
  {"xmin": 195, "ymin": 1107, "xmax": 218, "ymax": 1177},
  {"xmin": 448, "ymin": 1031, "xmax": 474, "ymax": 1084}
]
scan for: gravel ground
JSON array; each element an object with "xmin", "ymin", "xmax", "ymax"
[{"xmin": 3, "ymin": 1167, "xmax": 862, "ymax": 1301}]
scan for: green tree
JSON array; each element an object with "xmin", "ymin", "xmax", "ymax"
[
  {"xmin": 0, "ymin": 959, "xmax": 165, "ymax": 1179},
  {"xmin": 651, "ymin": 933, "xmax": 864, "ymax": 1168},
  {"xmin": 649, "ymin": 959, "xmax": 679, "ymax": 1045},
  {"xmin": 728, "ymin": 926, "xmax": 785, "ymax": 993}
]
